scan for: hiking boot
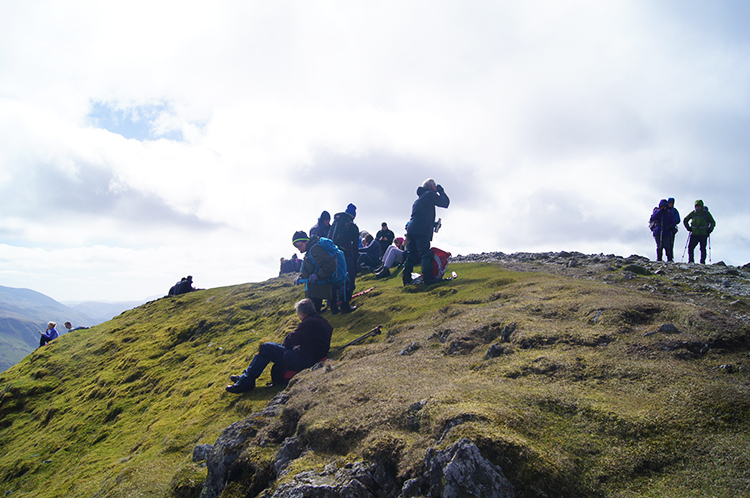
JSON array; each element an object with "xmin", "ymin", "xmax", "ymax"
[
  {"xmin": 225, "ymin": 380, "xmax": 255, "ymax": 394},
  {"xmin": 375, "ymin": 267, "xmax": 391, "ymax": 279},
  {"xmin": 229, "ymin": 375, "xmax": 240, "ymax": 383},
  {"xmin": 330, "ymin": 302, "xmax": 340, "ymax": 315},
  {"xmin": 340, "ymin": 302, "xmax": 357, "ymax": 313}
]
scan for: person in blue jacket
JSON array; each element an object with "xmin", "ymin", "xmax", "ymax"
[
  {"xmin": 649, "ymin": 199, "xmax": 674, "ymax": 262},
  {"xmin": 403, "ymin": 178, "xmax": 450, "ymax": 285},
  {"xmin": 39, "ymin": 321, "xmax": 59, "ymax": 347},
  {"xmin": 357, "ymin": 234, "xmax": 382, "ymax": 271},
  {"xmin": 309, "ymin": 210, "xmax": 331, "ymax": 238}
]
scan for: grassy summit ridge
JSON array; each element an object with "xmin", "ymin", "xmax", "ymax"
[{"xmin": 1, "ymin": 259, "xmax": 749, "ymax": 497}]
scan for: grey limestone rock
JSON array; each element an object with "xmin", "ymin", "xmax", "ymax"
[{"xmin": 402, "ymin": 438, "xmax": 515, "ymax": 498}]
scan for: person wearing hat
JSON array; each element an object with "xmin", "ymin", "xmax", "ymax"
[
  {"xmin": 649, "ymin": 199, "xmax": 674, "ymax": 262},
  {"xmin": 404, "ymin": 178, "xmax": 450, "ymax": 285},
  {"xmin": 328, "ymin": 203, "xmax": 359, "ymax": 307},
  {"xmin": 309, "ymin": 210, "xmax": 332, "ymax": 239},
  {"xmin": 683, "ymin": 200, "xmax": 716, "ymax": 264},
  {"xmin": 291, "ymin": 230, "xmax": 337, "ymax": 313}
]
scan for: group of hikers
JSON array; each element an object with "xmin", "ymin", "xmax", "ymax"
[
  {"xmin": 167, "ymin": 275, "xmax": 196, "ymax": 296},
  {"xmin": 225, "ymin": 178, "xmax": 450, "ymax": 393},
  {"xmin": 649, "ymin": 198, "xmax": 716, "ymax": 264},
  {"xmin": 38, "ymin": 321, "xmax": 88, "ymax": 347}
]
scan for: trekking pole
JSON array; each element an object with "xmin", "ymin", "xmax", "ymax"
[
  {"xmin": 681, "ymin": 233, "xmax": 690, "ymax": 262},
  {"xmin": 330, "ymin": 325, "xmax": 382, "ymax": 354},
  {"xmin": 708, "ymin": 235, "xmax": 712, "ymax": 264}
]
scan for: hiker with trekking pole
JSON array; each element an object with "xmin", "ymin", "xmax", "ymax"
[
  {"xmin": 649, "ymin": 199, "xmax": 675, "ymax": 262},
  {"xmin": 683, "ymin": 200, "xmax": 715, "ymax": 264}
]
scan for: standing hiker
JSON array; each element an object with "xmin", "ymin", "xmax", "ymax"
[
  {"xmin": 292, "ymin": 231, "xmax": 334, "ymax": 313},
  {"xmin": 328, "ymin": 203, "xmax": 359, "ymax": 310},
  {"xmin": 225, "ymin": 298, "xmax": 332, "ymax": 393},
  {"xmin": 309, "ymin": 210, "xmax": 332, "ymax": 239},
  {"xmin": 649, "ymin": 199, "xmax": 674, "ymax": 262},
  {"xmin": 667, "ymin": 197, "xmax": 680, "ymax": 258},
  {"xmin": 403, "ymin": 178, "xmax": 450, "ymax": 285},
  {"xmin": 683, "ymin": 200, "xmax": 715, "ymax": 264}
]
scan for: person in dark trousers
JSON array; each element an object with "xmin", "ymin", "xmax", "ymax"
[
  {"xmin": 225, "ymin": 298, "xmax": 333, "ymax": 393},
  {"xmin": 309, "ymin": 210, "xmax": 331, "ymax": 238},
  {"xmin": 329, "ymin": 203, "xmax": 359, "ymax": 309},
  {"xmin": 683, "ymin": 199, "xmax": 716, "ymax": 264},
  {"xmin": 667, "ymin": 197, "xmax": 680, "ymax": 258},
  {"xmin": 649, "ymin": 199, "xmax": 674, "ymax": 262},
  {"xmin": 357, "ymin": 234, "xmax": 381, "ymax": 271},
  {"xmin": 38, "ymin": 321, "xmax": 59, "ymax": 347},
  {"xmin": 375, "ymin": 222, "xmax": 395, "ymax": 257},
  {"xmin": 291, "ymin": 231, "xmax": 336, "ymax": 313},
  {"xmin": 403, "ymin": 178, "xmax": 450, "ymax": 285}
]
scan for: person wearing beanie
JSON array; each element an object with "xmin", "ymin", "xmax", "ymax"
[
  {"xmin": 291, "ymin": 230, "xmax": 337, "ymax": 312},
  {"xmin": 683, "ymin": 200, "xmax": 716, "ymax": 264},
  {"xmin": 309, "ymin": 210, "xmax": 332, "ymax": 239},
  {"xmin": 328, "ymin": 204, "xmax": 359, "ymax": 311},
  {"xmin": 404, "ymin": 178, "xmax": 450, "ymax": 285},
  {"xmin": 649, "ymin": 199, "xmax": 674, "ymax": 262}
]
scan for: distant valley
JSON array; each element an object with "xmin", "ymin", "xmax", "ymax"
[{"xmin": 0, "ymin": 284, "xmax": 149, "ymax": 372}]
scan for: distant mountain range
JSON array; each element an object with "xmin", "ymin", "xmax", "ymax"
[{"xmin": 0, "ymin": 284, "xmax": 147, "ymax": 372}]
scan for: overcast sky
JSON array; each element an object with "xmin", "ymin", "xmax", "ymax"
[{"xmin": 1, "ymin": 0, "xmax": 748, "ymax": 303}]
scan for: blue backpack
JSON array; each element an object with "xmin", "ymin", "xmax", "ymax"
[{"xmin": 307, "ymin": 237, "xmax": 348, "ymax": 287}]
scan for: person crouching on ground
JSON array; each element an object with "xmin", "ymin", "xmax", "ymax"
[
  {"xmin": 39, "ymin": 321, "xmax": 59, "ymax": 347},
  {"xmin": 225, "ymin": 298, "xmax": 333, "ymax": 393}
]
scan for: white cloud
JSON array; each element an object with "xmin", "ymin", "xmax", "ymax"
[{"xmin": 1, "ymin": 0, "xmax": 749, "ymax": 301}]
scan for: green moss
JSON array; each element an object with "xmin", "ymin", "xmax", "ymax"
[{"xmin": 1, "ymin": 264, "xmax": 749, "ymax": 497}]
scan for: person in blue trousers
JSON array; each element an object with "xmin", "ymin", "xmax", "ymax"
[{"xmin": 225, "ymin": 298, "xmax": 332, "ymax": 393}]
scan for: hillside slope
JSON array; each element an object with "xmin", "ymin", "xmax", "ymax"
[
  {"xmin": 0, "ymin": 285, "xmax": 94, "ymax": 372},
  {"xmin": 1, "ymin": 255, "xmax": 749, "ymax": 497}
]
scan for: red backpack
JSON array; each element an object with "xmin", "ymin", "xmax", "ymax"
[{"xmin": 431, "ymin": 247, "xmax": 451, "ymax": 279}]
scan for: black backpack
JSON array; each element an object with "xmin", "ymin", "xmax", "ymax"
[{"xmin": 329, "ymin": 215, "xmax": 354, "ymax": 252}]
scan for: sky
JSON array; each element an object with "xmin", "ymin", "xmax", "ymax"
[{"xmin": 1, "ymin": 0, "xmax": 749, "ymax": 303}]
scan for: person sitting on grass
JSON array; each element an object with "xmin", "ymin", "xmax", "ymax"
[
  {"xmin": 357, "ymin": 233, "xmax": 381, "ymax": 272},
  {"xmin": 39, "ymin": 321, "xmax": 59, "ymax": 347},
  {"xmin": 225, "ymin": 298, "xmax": 332, "ymax": 393}
]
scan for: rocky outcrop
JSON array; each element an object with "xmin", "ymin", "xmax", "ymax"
[{"xmin": 401, "ymin": 438, "xmax": 514, "ymax": 498}]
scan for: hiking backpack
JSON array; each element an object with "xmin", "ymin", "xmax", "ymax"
[
  {"xmin": 431, "ymin": 247, "xmax": 451, "ymax": 279},
  {"xmin": 307, "ymin": 237, "xmax": 349, "ymax": 286}
]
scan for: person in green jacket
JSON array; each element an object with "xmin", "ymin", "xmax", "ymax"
[{"xmin": 683, "ymin": 200, "xmax": 716, "ymax": 264}]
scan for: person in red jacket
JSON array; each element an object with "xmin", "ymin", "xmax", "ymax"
[{"xmin": 225, "ymin": 298, "xmax": 333, "ymax": 393}]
